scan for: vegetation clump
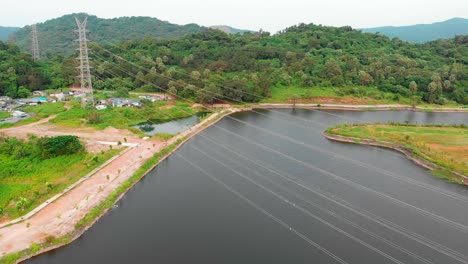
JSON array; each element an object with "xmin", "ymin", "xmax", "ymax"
[
  {"xmin": 328, "ymin": 123, "xmax": 468, "ymax": 178},
  {"xmin": 0, "ymin": 135, "xmax": 119, "ymax": 220}
]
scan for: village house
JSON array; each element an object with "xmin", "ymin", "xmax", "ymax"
[
  {"xmin": 138, "ymin": 94, "xmax": 169, "ymax": 102},
  {"xmin": 32, "ymin": 91, "xmax": 46, "ymax": 96},
  {"xmin": 103, "ymin": 98, "xmax": 143, "ymax": 108},
  {"xmin": 11, "ymin": 110, "xmax": 28, "ymax": 118},
  {"xmin": 0, "ymin": 96, "xmax": 12, "ymax": 103},
  {"xmin": 0, "ymin": 96, "xmax": 15, "ymax": 111}
]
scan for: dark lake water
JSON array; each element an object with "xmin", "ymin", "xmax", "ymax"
[
  {"xmin": 29, "ymin": 110, "xmax": 468, "ymax": 264},
  {"xmin": 135, "ymin": 113, "xmax": 207, "ymax": 136}
]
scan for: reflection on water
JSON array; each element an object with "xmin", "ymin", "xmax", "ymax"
[
  {"xmin": 135, "ymin": 113, "xmax": 208, "ymax": 136},
  {"xmin": 29, "ymin": 110, "xmax": 468, "ymax": 264}
]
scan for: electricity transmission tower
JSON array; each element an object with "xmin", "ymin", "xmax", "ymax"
[
  {"xmin": 31, "ymin": 24, "xmax": 40, "ymax": 61},
  {"xmin": 75, "ymin": 17, "xmax": 94, "ymax": 108}
]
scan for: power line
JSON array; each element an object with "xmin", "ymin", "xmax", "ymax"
[
  {"xmin": 31, "ymin": 24, "xmax": 40, "ymax": 61},
  {"xmin": 194, "ymin": 134, "xmax": 467, "ymax": 263},
  {"xmin": 92, "ymin": 48, "xmax": 331, "ymax": 129},
  {"xmin": 96, "ymin": 42, "xmax": 370, "ymax": 124},
  {"xmin": 90, "ymin": 56, "xmax": 468, "ymax": 262},
  {"xmin": 91, "ymin": 50, "xmax": 468, "ymax": 206},
  {"xmin": 206, "ymin": 120, "xmax": 468, "ymax": 234},
  {"xmin": 75, "ymin": 16, "xmax": 95, "ymax": 108},
  {"xmin": 176, "ymin": 152, "xmax": 350, "ymax": 264},
  {"xmin": 190, "ymin": 144, "xmax": 406, "ymax": 264}
]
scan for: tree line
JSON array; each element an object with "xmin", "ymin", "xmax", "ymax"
[{"xmin": 1, "ymin": 23, "xmax": 467, "ymax": 104}]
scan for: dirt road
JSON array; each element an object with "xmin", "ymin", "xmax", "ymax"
[{"xmin": 0, "ymin": 110, "xmax": 231, "ymax": 260}]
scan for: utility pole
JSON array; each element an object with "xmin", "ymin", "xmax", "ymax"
[
  {"xmin": 75, "ymin": 17, "xmax": 94, "ymax": 108},
  {"xmin": 31, "ymin": 24, "xmax": 40, "ymax": 61},
  {"xmin": 292, "ymin": 94, "xmax": 298, "ymax": 109}
]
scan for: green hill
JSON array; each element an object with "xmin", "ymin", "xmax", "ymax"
[
  {"xmin": 11, "ymin": 13, "xmax": 205, "ymax": 56},
  {"xmin": 91, "ymin": 24, "xmax": 467, "ymax": 105},
  {"xmin": 362, "ymin": 18, "xmax": 468, "ymax": 43},
  {"xmin": 0, "ymin": 26, "xmax": 19, "ymax": 41},
  {"xmin": 0, "ymin": 41, "xmax": 50, "ymax": 98}
]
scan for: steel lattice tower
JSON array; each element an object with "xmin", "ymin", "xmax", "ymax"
[
  {"xmin": 75, "ymin": 17, "xmax": 94, "ymax": 107},
  {"xmin": 31, "ymin": 24, "xmax": 40, "ymax": 61}
]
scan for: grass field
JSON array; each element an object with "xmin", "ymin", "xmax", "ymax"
[
  {"xmin": 0, "ymin": 147, "xmax": 121, "ymax": 220},
  {"xmin": 263, "ymin": 85, "xmax": 417, "ymax": 105},
  {"xmin": 50, "ymin": 101, "xmax": 198, "ymax": 132},
  {"xmin": 328, "ymin": 124, "xmax": 468, "ymax": 176},
  {"xmin": 0, "ymin": 111, "xmax": 11, "ymax": 119},
  {"xmin": 0, "ymin": 102, "xmax": 66, "ymax": 129},
  {"xmin": 21, "ymin": 102, "xmax": 67, "ymax": 117}
]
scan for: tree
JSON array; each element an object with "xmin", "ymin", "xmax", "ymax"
[
  {"xmin": 358, "ymin": 70, "xmax": 373, "ymax": 85},
  {"xmin": 5, "ymin": 85, "xmax": 18, "ymax": 98},
  {"xmin": 452, "ymin": 87, "xmax": 468, "ymax": 104},
  {"xmin": 202, "ymin": 69, "xmax": 211, "ymax": 78},
  {"xmin": 197, "ymin": 84, "xmax": 222, "ymax": 104},
  {"xmin": 431, "ymin": 74, "xmax": 442, "ymax": 85},
  {"xmin": 17, "ymin": 86, "xmax": 31, "ymax": 98},
  {"xmin": 409, "ymin": 81, "xmax": 418, "ymax": 94},
  {"xmin": 167, "ymin": 86, "xmax": 178, "ymax": 96},
  {"xmin": 38, "ymin": 136, "xmax": 84, "ymax": 159},
  {"xmin": 115, "ymin": 87, "xmax": 130, "ymax": 97},
  {"xmin": 443, "ymin": 80, "xmax": 451, "ymax": 91},
  {"xmin": 134, "ymin": 71, "xmax": 145, "ymax": 87},
  {"xmin": 425, "ymin": 81, "xmax": 442, "ymax": 103},
  {"xmin": 182, "ymin": 54, "xmax": 194, "ymax": 65},
  {"xmin": 324, "ymin": 60, "xmax": 344, "ymax": 86},
  {"xmin": 140, "ymin": 84, "xmax": 154, "ymax": 92},
  {"xmin": 279, "ymin": 73, "xmax": 292, "ymax": 86},
  {"xmin": 190, "ymin": 71, "xmax": 201, "ymax": 81},
  {"xmin": 155, "ymin": 57, "xmax": 165, "ymax": 71},
  {"xmin": 179, "ymin": 84, "xmax": 196, "ymax": 98}
]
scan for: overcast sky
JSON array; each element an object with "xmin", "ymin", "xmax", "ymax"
[{"xmin": 1, "ymin": 0, "xmax": 467, "ymax": 32}]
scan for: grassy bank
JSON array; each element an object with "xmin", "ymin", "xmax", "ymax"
[
  {"xmin": 327, "ymin": 124, "xmax": 468, "ymax": 178},
  {"xmin": 0, "ymin": 138, "xmax": 121, "ymax": 221},
  {"xmin": 50, "ymin": 101, "xmax": 198, "ymax": 132}
]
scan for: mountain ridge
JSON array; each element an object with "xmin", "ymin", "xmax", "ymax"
[
  {"xmin": 8, "ymin": 15, "xmax": 468, "ymax": 56},
  {"xmin": 209, "ymin": 25, "xmax": 253, "ymax": 34},
  {"xmin": 362, "ymin": 17, "xmax": 468, "ymax": 43},
  {"xmin": 11, "ymin": 13, "xmax": 206, "ymax": 56}
]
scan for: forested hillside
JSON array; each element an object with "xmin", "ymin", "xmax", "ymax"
[
  {"xmin": 91, "ymin": 24, "xmax": 468, "ymax": 104},
  {"xmin": 362, "ymin": 18, "xmax": 468, "ymax": 43},
  {"xmin": 2, "ymin": 23, "xmax": 467, "ymax": 105},
  {"xmin": 0, "ymin": 42, "xmax": 50, "ymax": 98},
  {"xmin": 11, "ymin": 14, "xmax": 204, "ymax": 56}
]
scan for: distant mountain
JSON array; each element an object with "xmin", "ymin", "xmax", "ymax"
[
  {"xmin": 0, "ymin": 26, "xmax": 19, "ymax": 41},
  {"xmin": 362, "ymin": 18, "xmax": 468, "ymax": 43},
  {"xmin": 209, "ymin": 25, "xmax": 253, "ymax": 35},
  {"xmin": 11, "ymin": 13, "xmax": 205, "ymax": 56}
]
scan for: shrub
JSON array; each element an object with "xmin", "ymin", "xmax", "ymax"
[
  {"xmin": 37, "ymin": 136, "xmax": 84, "ymax": 159},
  {"xmin": 88, "ymin": 112, "xmax": 102, "ymax": 124}
]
